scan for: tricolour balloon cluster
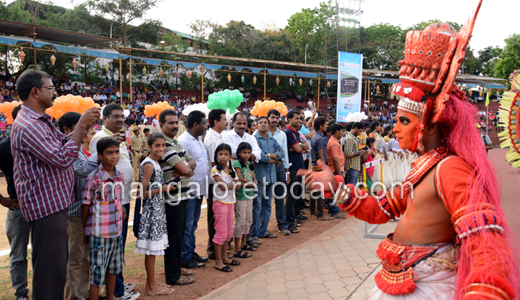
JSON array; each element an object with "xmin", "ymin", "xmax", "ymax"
[
  {"xmin": 206, "ymin": 90, "xmax": 243, "ymax": 114},
  {"xmin": 0, "ymin": 101, "xmax": 22, "ymax": 124},
  {"xmin": 144, "ymin": 101, "xmax": 176, "ymax": 120},
  {"xmin": 46, "ymin": 95, "xmax": 100, "ymax": 119},
  {"xmin": 251, "ymin": 100, "xmax": 288, "ymax": 117}
]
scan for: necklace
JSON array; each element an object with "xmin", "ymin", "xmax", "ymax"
[{"xmin": 402, "ymin": 147, "xmax": 448, "ymax": 197}]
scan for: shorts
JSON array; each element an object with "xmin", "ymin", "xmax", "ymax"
[
  {"xmin": 233, "ymin": 199, "xmax": 253, "ymax": 238},
  {"xmin": 89, "ymin": 235, "xmax": 124, "ymax": 287}
]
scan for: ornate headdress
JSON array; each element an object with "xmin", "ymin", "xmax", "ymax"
[{"xmin": 396, "ymin": 0, "xmax": 482, "ymax": 153}]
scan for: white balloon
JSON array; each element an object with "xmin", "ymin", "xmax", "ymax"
[
  {"xmin": 344, "ymin": 112, "xmax": 368, "ymax": 122},
  {"xmin": 123, "ymin": 109, "xmax": 130, "ymax": 117}
]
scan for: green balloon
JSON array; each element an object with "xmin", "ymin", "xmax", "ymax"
[
  {"xmin": 213, "ymin": 94, "xmax": 221, "ymax": 103},
  {"xmin": 229, "ymin": 93, "xmax": 237, "ymax": 105},
  {"xmin": 222, "ymin": 94, "xmax": 230, "ymax": 107},
  {"xmin": 229, "ymin": 107, "xmax": 236, "ymax": 114},
  {"xmin": 207, "ymin": 100, "xmax": 215, "ymax": 110},
  {"xmin": 219, "ymin": 99, "xmax": 227, "ymax": 109},
  {"xmin": 236, "ymin": 93, "xmax": 244, "ymax": 106},
  {"xmin": 208, "ymin": 94, "xmax": 214, "ymax": 101}
]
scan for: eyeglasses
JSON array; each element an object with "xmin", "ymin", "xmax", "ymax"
[
  {"xmin": 40, "ymin": 86, "xmax": 56, "ymax": 91},
  {"xmin": 109, "ymin": 115, "xmax": 126, "ymax": 120}
]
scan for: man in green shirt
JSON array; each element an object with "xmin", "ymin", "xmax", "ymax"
[{"xmin": 158, "ymin": 109, "xmax": 198, "ymax": 285}]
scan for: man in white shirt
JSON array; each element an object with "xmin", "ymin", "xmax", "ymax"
[
  {"xmin": 203, "ymin": 109, "xmax": 227, "ymax": 259},
  {"xmin": 100, "ymin": 94, "xmax": 108, "ymax": 103},
  {"xmin": 178, "ymin": 110, "xmax": 210, "ymax": 268},
  {"xmin": 222, "ymin": 112, "xmax": 261, "ymax": 164}
]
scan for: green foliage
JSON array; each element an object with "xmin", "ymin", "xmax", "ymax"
[
  {"xmin": 476, "ymin": 46, "xmax": 503, "ymax": 77},
  {"xmin": 360, "ymin": 23, "xmax": 405, "ymax": 70},
  {"xmin": 87, "ymin": 0, "xmax": 161, "ymax": 46},
  {"xmin": 494, "ymin": 34, "xmax": 520, "ymax": 79}
]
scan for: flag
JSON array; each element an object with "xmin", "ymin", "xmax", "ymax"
[{"xmin": 485, "ymin": 90, "xmax": 490, "ymax": 107}]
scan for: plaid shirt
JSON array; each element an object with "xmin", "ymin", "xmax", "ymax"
[
  {"xmin": 11, "ymin": 106, "xmax": 78, "ymax": 221},
  {"xmin": 82, "ymin": 163, "xmax": 124, "ymax": 238},
  {"xmin": 343, "ymin": 132, "xmax": 361, "ymax": 172}
]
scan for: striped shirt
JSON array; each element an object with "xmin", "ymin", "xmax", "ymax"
[
  {"xmin": 159, "ymin": 135, "xmax": 192, "ymax": 203},
  {"xmin": 82, "ymin": 163, "xmax": 124, "ymax": 238},
  {"xmin": 344, "ymin": 132, "xmax": 361, "ymax": 172},
  {"xmin": 11, "ymin": 106, "xmax": 78, "ymax": 221}
]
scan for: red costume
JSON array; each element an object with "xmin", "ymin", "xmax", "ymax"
[{"xmin": 303, "ymin": 1, "xmax": 519, "ymax": 299}]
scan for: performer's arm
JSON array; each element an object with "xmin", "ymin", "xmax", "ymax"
[{"xmin": 436, "ymin": 157, "xmax": 515, "ymax": 300}]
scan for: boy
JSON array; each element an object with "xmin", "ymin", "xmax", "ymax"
[{"xmin": 82, "ymin": 137, "xmax": 127, "ymax": 300}]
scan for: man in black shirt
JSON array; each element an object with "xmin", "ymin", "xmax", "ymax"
[{"xmin": 0, "ymin": 105, "xmax": 30, "ymax": 300}]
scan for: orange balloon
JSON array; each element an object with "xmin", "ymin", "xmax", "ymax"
[
  {"xmin": 46, "ymin": 107, "xmax": 55, "ymax": 118},
  {"xmin": 70, "ymin": 99, "xmax": 80, "ymax": 111},
  {"xmin": 282, "ymin": 108, "xmax": 288, "ymax": 116},
  {"xmin": 5, "ymin": 116, "xmax": 13, "ymax": 124}
]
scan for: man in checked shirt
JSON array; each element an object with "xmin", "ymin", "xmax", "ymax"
[{"xmin": 11, "ymin": 70, "xmax": 100, "ymax": 299}]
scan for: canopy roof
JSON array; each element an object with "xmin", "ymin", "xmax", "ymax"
[{"xmin": 0, "ymin": 19, "xmax": 117, "ymax": 45}]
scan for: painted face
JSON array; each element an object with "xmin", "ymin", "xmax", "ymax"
[{"xmin": 393, "ymin": 110, "xmax": 421, "ymax": 150}]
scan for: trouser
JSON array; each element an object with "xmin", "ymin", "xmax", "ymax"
[
  {"xmin": 29, "ymin": 208, "xmax": 68, "ymax": 300},
  {"xmin": 114, "ymin": 203, "xmax": 130, "ymax": 297},
  {"xmin": 65, "ymin": 216, "xmax": 90, "ymax": 300},
  {"xmin": 309, "ymin": 190, "xmax": 325, "ymax": 218},
  {"xmin": 346, "ymin": 168, "xmax": 360, "ymax": 185},
  {"xmin": 251, "ymin": 183, "xmax": 273, "ymax": 239},
  {"xmin": 273, "ymin": 167, "xmax": 289, "ymax": 231},
  {"xmin": 286, "ymin": 169, "xmax": 304, "ymax": 229},
  {"xmin": 6, "ymin": 208, "xmax": 30, "ymax": 299},
  {"xmin": 181, "ymin": 196, "xmax": 203, "ymax": 263},
  {"xmin": 164, "ymin": 200, "xmax": 188, "ymax": 284},
  {"xmin": 206, "ymin": 184, "xmax": 216, "ymax": 257},
  {"xmin": 132, "ymin": 151, "xmax": 142, "ymax": 181}
]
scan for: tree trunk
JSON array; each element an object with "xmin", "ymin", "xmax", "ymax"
[{"xmin": 123, "ymin": 23, "xmax": 128, "ymax": 47}]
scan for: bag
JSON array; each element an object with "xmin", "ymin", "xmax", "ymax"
[{"xmin": 133, "ymin": 164, "xmax": 156, "ymax": 238}]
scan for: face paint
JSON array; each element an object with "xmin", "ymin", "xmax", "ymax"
[{"xmin": 393, "ymin": 109, "xmax": 421, "ymax": 150}]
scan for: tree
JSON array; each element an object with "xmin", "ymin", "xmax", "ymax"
[
  {"xmin": 494, "ymin": 34, "xmax": 520, "ymax": 79},
  {"xmin": 476, "ymin": 46, "xmax": 503, "ymax": 77},
  {"xmin": 359, "ymin": 23, "xmax": 405, "ymax": 70},
  {"xmin": 87, "ymin": 0, "xmax": 160, "ymax": 46}
]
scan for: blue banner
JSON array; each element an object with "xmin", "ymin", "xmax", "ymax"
[{"xmin": 336, "ymin": 52, "xmax": 363, "ymax": 122}]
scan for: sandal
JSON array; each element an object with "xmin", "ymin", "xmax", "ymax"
[
  {"xmin": 233, "ymin": 249, "xmax": 251, "ymax": 258},
  {"xmin": 252, "ymin": 238, "xmax": 263, "ymax": 245},
  {"xmin": 317, "ymin": 216, "xmax": 334, "ymax": 221},
  {"xmin": 290, "ymin": 227, "xmax": 300, "ymax": 233},
  {"xmin": 259, "ymin": 233, "xmax": 278, "ymax": 238},
  {"xmin": 181, "ymin": 268, "xmax": 193, "ymax": 276},
  {"xmin": 333, "ymin": 214, "xmax": 348, "ymax": 219},
  {"xmin": 215, "ymin": 265, "xmax": 233, "ymax": 272},
  {"xmin": 242, "ymin": 244, "xmax": 257, "ymax": 251},
  {"xmin": 223, "ymin": 259, "xmax": 241, "ymax": 266},
  {"xmin": 147, "ymin": 286, "xmax": 175, "ymax": 296},
  {"xmin": 173, "ymin": 275, "xmax": 195, "ymax": 285}
]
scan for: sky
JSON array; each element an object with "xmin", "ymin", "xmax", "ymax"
[{"xmin": 10, "ymin": 0, "xmax": 518, "ymax": 54}]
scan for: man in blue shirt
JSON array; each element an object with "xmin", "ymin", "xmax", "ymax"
[
  {"xmin": 284, "ymin": 111, "xmax": 310, "ymax": 233},
  {"xmin": 253, "ymin": 116, "xmax": 285, "ymax": 240}
]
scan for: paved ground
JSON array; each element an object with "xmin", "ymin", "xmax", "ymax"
[{"xmin": 199, "ymin": 148, "xmax": 520, "ymax": 300}]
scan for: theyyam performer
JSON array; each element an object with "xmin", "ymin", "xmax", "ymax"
[{"xmin": 300, "ymin": 1, "xmax": 520, "ymax": 299}]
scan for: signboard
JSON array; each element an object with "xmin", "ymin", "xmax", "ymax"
[{"xmin": 337, "ymin": 52, "xmax": 363, "ymax": 122}]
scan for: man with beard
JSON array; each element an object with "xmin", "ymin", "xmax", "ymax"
[
  {"xmin": 11, "ymin": 70, "xmax": 100, "ymax": 299},
  {"xmin": 267, "ymin": 109, "xmax": 291, "ymax": 235},
  {"xmin": 284, "ymin": 110, "xmax": 310, "ymax": 233},
  {"xmin": 89, "ymin": 104, "xmax": 139, "ymax": 300},
  {"xmin": 158, "ymin": 109, "xmax": 196, "ymax": 286}
]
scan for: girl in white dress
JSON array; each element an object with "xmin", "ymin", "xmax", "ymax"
[{"xmin": 135, "ymin": 133, "xmax": 175, "ymax": 296}]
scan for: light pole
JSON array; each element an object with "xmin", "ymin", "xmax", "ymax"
[
  {"xmin": 305, "ymin": 44, "xmax": 309, "ymax": 65},
  {"xmin": 110, "ymin": 20, "xmax": 115, "ymax": 47}
]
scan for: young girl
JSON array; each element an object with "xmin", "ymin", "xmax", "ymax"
[
  {"xmin": 362, "ymin": 137, "xmax": 376, "ymax": 189},
  {"xmin": 211, "ymin": 143, "xmax": 240, "ymax": 272},
  {"xmin": 233, "ymin": 142, "xmax": 257, "ymax": 258},
  {"xmin": 135, "ymin": 133, "xmax": 175, "ymax": 295}
]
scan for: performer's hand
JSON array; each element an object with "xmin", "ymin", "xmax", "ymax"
[{"xmin": 297, "ymin": 159, "xmax": 337, "ymax": 192}]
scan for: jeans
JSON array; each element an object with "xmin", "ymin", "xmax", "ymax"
[
  {"xmin": 6, "ymin": 208, "xmax": 30, "ymax": 298},
  {"xmin": 286, "ymin": 169, "xmax": 304, "ymax": 229},
  {"xmin": 181, "ymin": 197, "xmax": 203, "ymax": 262},
  {"xmin": 114, "ymin": 203, "xmax": 130, "ymax": 297},
  {"xmin": 29, "ymin": 208, "xmax": 68, "ymax": 300},
  {"xmin": 346, "ymin": 168, "xmax": 359, "ymax": 185},
  {"xmin": 251, "ymin": 183, "xmax": 273, "ymax": 239},
  {"xmin": 327, "ymin": 198, "xmax": 340, "ymax": 216},
  {"xmin": 206, "ymin": 184, "xmax": 216, "ymax": 257},
  {"xmin": 165, "ymin": 200, "xmax": 188, "ymax": 285},
  {"xmin": 273, "ymin": 167, "xmax": 289, "ymax": 230}
]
